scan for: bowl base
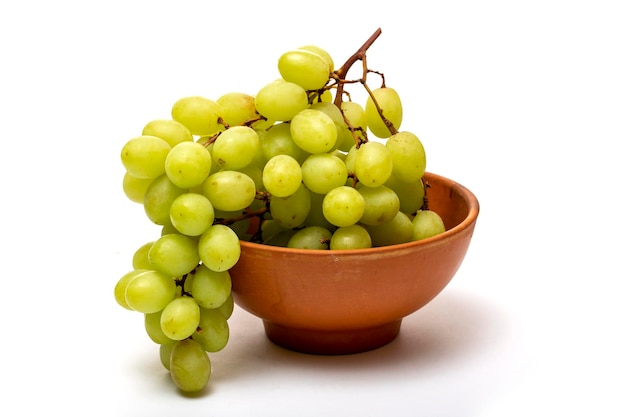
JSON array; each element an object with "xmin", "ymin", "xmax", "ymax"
[{"xmin": 262, "ymin": 320, "xmax": 402, "ymax": 355}]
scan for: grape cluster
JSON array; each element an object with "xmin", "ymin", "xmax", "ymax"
[{"xmin": 114, "ymin": 29, "xmax": 445, "ymax": 393}]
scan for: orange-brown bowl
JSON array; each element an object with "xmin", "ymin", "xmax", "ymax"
[{"xmin": 229, "ymin": 172, "xmax": 479, "ymax": 355}]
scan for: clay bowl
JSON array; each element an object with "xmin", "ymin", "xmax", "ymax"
[{"xmin": 229, "ymin": 171, "xmax": 479, "ymax": 355}]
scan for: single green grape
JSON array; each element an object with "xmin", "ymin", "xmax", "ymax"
[
  {"xmin": 143, "ymin": 174, "xmax": 187, "ymax": 225},
  {"xmin": 169, "ymin": 193, "xmax": 215, "ymax": 237},
  {"xmin": 255, "ymin": 79, "xmax": 308, "ymax": 121},
  {"xmin": 329, "ymin": 224, "xmax": 372, "ymax": 250},
  {"xmin": 144, "ymin": 311, "xmax": 175, "ymax": 345},
  {"xmin": 261, "ymin": 122, "xmax": 308, "ymax": 163},
  {"xmin": 192, "ymin": 307, "xmax": 230, "ymax": 353},
  {"xmin": 212, "ymin": 126, "xmax": 260, "ymax": 170},
  {"xmin": 278, "ymin": 48, "xmax": 330, "ymax": 90},
  {"xmin": 148, "ymin": 233, "xmax": 200, "ymax": 277},
  {"xmin": 216, "ymin": 92, "xmax": 258, "ymax": 127},
  {"xmin": 363, "ymin": 210, "xmax": 413, "ymax": 246},
  {"xmin": 354, "ymin": 141, "xmax": 393, "ymax": 187},
  {"xmin": 164, "ymin": 141, "xmax": 212, "ymax": 189},
  {"xmin": 217, "ymin": 293, "xmax": 234, "ymax": 320},
  {"xmin": 160, "ymin": 296, "xmax": 201, "ymax": 341},
  {"xmin": 357, "ymin": 185, "xmax": 400, "ymax": 226},
  {"xmin": 301, "ymin": 153, "xmax": 348, "ymax": 195},
  {"xmin": 287, "ymin": 226, "xmax": 332, "ymax": 249},
  {"xmin": 124, "ymin": 270, "xmax": 177, "ymax": 314},
  {"xmin": 132, "ymin": 241, "xmax": 154, "ymax": 270},
  {"xmin": 269, "ymin": 183, "xmax": 311, "ymax": 229},
  {"xmin": 202, "ymin": 170, "xmax": 256, "ymax": 212},
  {"xmin": 262, "ymin": 154, "xmax": 302, "ymax": 198},
  {"xmin": 191, "ymin": 264, "xmax": 232, "ymax": 309},
  {"xmin": 290, "ymin": 109, "xmax": 337, "ymax": 154},
  {"xmin": 122, "ymin": 172, "xmax": 154, "ymax": 204},
  {"xmin": 142, "ymin": 119, "xmax": 193, "ymax": 147},
  {"xmin": 386, "ymin": 131, "xmax": 426, "ymax": 183},
  {"xmin": 198, "ymin": 224, "xmax": 241, "ymax": 272},
  {"xmin": 114, "ymin": 269, "xmax": 149, "ymax": 310},
  {"xmin": 298, "ymin": 44, "xmax": 334, "ymax": 72},
  {"xmin": 169, "ymin": 338, "xmax": 211, "ymax": 392},
  {"xmin": 171, "ymin": 96, "xmax": 223, "ymax": 136},
  {"xmin": 121, "ymin": 135, "xmax": 171, "ymax": 180},
  {"xmin": 364, "ymin": 87, "xmax": 403, "ymax": 139},
  {"xmin": 322, "ymin": 185, "xmax": 365, "ymax": 227},
  {"xmin": 411, "ymin": 209, "xmax": 446, "ymax": 241},
  {"xmin": 384, "ymin": 173, "xmax": 426, "ymax": 214}
]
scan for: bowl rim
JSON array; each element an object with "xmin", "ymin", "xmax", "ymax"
[{"xmin": 239, "ymin": 171, "xmax": 479, "ymax": 256}]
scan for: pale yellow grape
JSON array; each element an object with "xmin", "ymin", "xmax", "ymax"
[
  {"xmin": 299, "ymin": 45, "xmax": 334, "ymax": 72},
  {"xmin": 122, "ymin": 172, "xmax": 154, "ymax": 204},
  {"xmin": 212, "ymin": 126, "xmax": 260, "ymax": 170},
  {"xmin": 165, "ymin": 141, "xmax": 212, "ymax": 189},
  {"xmin": 365, "ymin": 87, "xmax": 403, "ymax": 138},
  {"xmin": 202, "ymin": 170, "xmax": 256, "ymax": 212},
  {"xmin": 191, "ymin": 264, "xmax": 232, "ymax": 309},
  {"xmin": 290, "ymin": 109, "xmax": 337, "ymax": 154},
  {"xmin": 148, "ymin": 233, "xmax": 200, "ymax": 277},
  {"xmin": 386, "ymin": 131, "xmax": 427, "ymax": 183},
  {"xmin": 114, "ymin": 269, "xmax": 149, "ymax": 310},
  {"xmin": 269, "ymin": 183, "xmax": 311, "ymax": 229},
  {"xmin": 310, "ymin": 101, "xmax": 350, "ymax": 151},
  {"xmin": 301, "ymin": 153, "xmax": 348, "ymax": 194},
  {"xmin": 363, "ymin": 211, "xmax": 413, "ymax": 246},
  {"xmin": 142, "ymin": 119, "xmax": 193, "ymax": 147},
  {"xmin": 261, "ymin": 122, "xmax": 308, "ymax": 163},
  {"xmin": 358, "ymin": 185, "xmax": 400, "ymax": 226},
  {"xmin": 287, "ymin": 226, "xmax": 332, "ymax": 250},
  {"xmin": 216, "ymin": 92, "xmax": 258, "ymax": 127},
  {"xmin": 171, "ymin": 96, "xmax": 223, "ymax": 136},
  {"xmin": 322, "ymin": 186, "xmax": 365, "ymax": 227},
  {"xmin": 169, "ymin": 338, "xmax": 211, "ymax": 392},
  {"xmin": 144, "ymin": 174, "xmax": 187, "ymax": 225},
  {"xmin": 144, "ymin": 311, "xmax": 174, "ymax": 345},
  {"xmin": 329, "ymin": 224, "xmax": 372, "ymax": 250},
  {"xmin": 262, "ymin": 154, "xmax": 302, "ymax": 197},
  {"xmin": 411, "ymin": 209, "xmax": 446, "ymax": 241},
  {"xmin": 160, "ymin": 296, "xmax": 201, "ymax": 341},
  {"xmin": 124, "ymin": 270, "xmax": 177, "ymax": 314},
  {"xmin": 169, "ymin": 193, "xmax": 214, "ymax": 236},
  {"xmin": 278, "ymin": 49, "xmax": 330, "ymax": 90},
  {"xmin": 198, "ymin": 224, "xmax": 241, "ymax": 272},
  {"xmin": 255, "ymin": 79, "xmax": 308, "ymax": 121},
  {"xmin": 384, "ymin": 173, "xmax": 426, "ymax": 214},
  {"xmin": 132, "ymin": 241, "xmax": 154, "ymax": 270},
  {"xmin": 354, "ymin": 141, "xmax": 393, "ymax": 187},
  {"xmin": 121, "ymin": 135, "xmax": 171, "ymax": 179},
  {"xmin": 192, "ymin": 307, "xmax": 230, "ymax": 352}
]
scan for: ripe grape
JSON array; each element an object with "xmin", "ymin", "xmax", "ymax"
[
  {"xmin": 411, "ymin": 209, "xmax": 446, "ymax": 241},
  {"xmin": 386, "ymin": 131, "xmax": 426, "ymax": 183},
  {"xmin": 160, "ymin": 296, "xmax": 201, "ymax": 341},
  {"xmin": 121, "ymin": 135, "xmax": 171, "ymax": 179},
  {"xmin": 169, "ymin": 193, "xmax": 215, "ymax": 237},
  {"xmin": 329, "ymin": 224, "xmax": 372, "ymax": 250},
  {"xmin": 164, "ymin": 141, "xmax": 213, "ymax": 189},
  {"xmin": 198, "ymin": 224, "xmax": 241, "ymax": 272},
  {"xmin": 148, "ymin": 233, "xmax": 200, "ymax": 277},
  {"xmin": 301, "ymin": 153, "xmax": 348, "ymax": 194},
  {"xmin": 278, "ymin": 49, "xmax": 330, "ymax": 90},
  {"xmin": 322, "ymin": 186, "xmax": 365, "ymax": 227},
  {"xmin": 202, "ymin": 170, "xmax": 256, "ymax": 212},
  {"xmin": 142, "ymin": 119, "xmax": 193, "ymax": 147},
  {"xmin": 354, "ymin": 141, "xmax": 393, "ymax": 187},
  {"xmin": 290, "ymin": 109, "xmax": 338, "ymax": 154},
  {"xmin": 255, "ymin": 79, "xmax": 308, "ymax": 121},
  {"xmin": 364, "ymin": 87, "xmax": 403, "ymax": 138},
  {"xmin": 192, "ymin": 307, "xmax": 230, "ymax": 352},
  {"xmin": 169, "ymin": 338, "xmax": 211, "ymax": 392},
  {"xmin": 124, "ymin": 270, "xmax": 177, "ymax": 314},
  {"xmin": 262, "ymin": 154, "xmax": 302, "ymax": 197},
  {"xmin": 171, "ymin": 96, "xmax": 223, "ymax": 136},
  {"xmin": 212, "ymin": 125, "xmax": 260, "ymax": 170}
]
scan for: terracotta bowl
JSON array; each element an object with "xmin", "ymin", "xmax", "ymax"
[{"xmin": 229, "ymin": 172, "xmax": 480, "ymax": 355}]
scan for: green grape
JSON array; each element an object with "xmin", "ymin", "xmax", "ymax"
[
  {"xmin": 144, "ymin": 310, "xmax": 174, "ymax": 345},
  {"xmin": 160, "ymin": 296, "xmax": 201, "ymax": 341},
  {"xmin": 216, "ymin": 92, "xmax": 258, "ymax": 127},
  {"xmin": 354, "ymin": 141, "xmax": 393, "ymax": 187},
  {"xmin": 171, "ymin": 96, "xmax": 223, "ymax": 136},
  {"xmin": 124, "ymin": 270, "xmax": 177, "ymax": 314},
  {"xmin": 344, "ymin": 144, "xmax": 358, "ymax": 174},
  {"xmin": 269, "ymin": 183, "xmax": 311, "ymax": 229},
  {"xmin": 122, "ymin": 172, "xmax": 154, "ymax": 204},
  {"xmin": 237, "ymin": 165, "xmax": 264, "ymax": 191},
  {"xmin": 262, "ymin": 154, "xmax": 302, "ymax": 198},
  {"xmin": 169, "ymin": 193, "xmax": 215, "ymax": 237},
  {"xmin": 132, "ymin": 241, "xmax": 154, "ymax": 270},
  {"xmin": 339, "ymin": 101, "xmax": 367, "ymax": 151},
  {"xmin": 255, "ymin": 79, "xmax": 309, "ymax": 121},
  {"xmin": 142, "ymin": 119, "xmax": 193, "ymax": 147},
  {"xmin": 120, "ymin": 135, "xmax": 171, "ymax": 180},
  {"xmin": 198, "ymin": 224, "xmax": 241, "ymax": 272},
  {"xmin": 364, "ymin": 87, "xmax": 403, "ymax": 138},
  {"xmin": 114, "ymin": 269, "xmax": 149, "ymax": 310},
  {"xmin": 363, "ymin": 210, "xmax": 413, "ymax": 246},
  {"xmin": 261, "ymin": 122, "xmax": 308, "ymax": 163},
  {"xmin": 212, "ymin": 126, "xmax": 260, "ymax": 170},
  {"xmin": 384, "ymin": 173, "xmax": 426, "ymax": 214},
  {"xmin": 148, "ymin": 233, "xmax": 200, "ymax": 277},
  {"xmin": 144, "ymin": 174, "xmax": 187, "ymax": 225},
  {"xmin": 290, "ymin": 109, "xmax": 337, "ymax": 154},
  {"xmin": 303, "ymin": 190, "xmax": 335, "ymax": 230},
  {"xmin": 192, "ymin": 307, "xmax": 230, "ymax": 353},
  {"xmin": 217, "ymin": 293, "xmax": 234, "ymax": 320},
  {"xmin": 287, "ymin": 226, "xmax": 332, "ymax": 249},
  {"xmin": 322, "ymin": 185, "xmax": 365, "ymax": 227},
  {"xmin": 169, "ymin": 338, "xmax": 211, "ymax": 392},
  {"xmin": 411, "ymin": 209, "xmax": 446, "ymax": 241},
  {"xmin": 298, "ymin": 45, "xmax": 334, "ymax": 72},
  {"xmin": 164, "ymin": 141, "xmax": 212, "ymax": 189},
  {"xmin": 386, "ymin": 131, "xmax": 426, "ymax": 183},
  {"xmin": 310, "ymin": 101, "xmax": 350, "ymax": 151},
  {"xmin": 301, "ymin": 153, "xmax": 348, "ymax": 194},
  {"xmin": 191, "ymin": 264, "xmax": 232, "ymax": 309},
  {"xmin": 278, "ymin": 49, "xmax": 330, "ymax": 90},
  {"xmin": 202, "ymin": 170, "xmax": 256, "ymax": 212},
  {"xmin": 357, "ymin": 185, "xmax": 400, "ymax": 226},
  {"xmin": 159, "ymin": 341, "xmax": 176, "ymax": 370},
  {"xmin": 329, "ymin": 224, "xmax": 372, "ymax": 250}
]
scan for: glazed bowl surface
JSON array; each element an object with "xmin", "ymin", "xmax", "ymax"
[{"xmin": 229, "ymin": 171, "xmax": 480, "ymax": 354}]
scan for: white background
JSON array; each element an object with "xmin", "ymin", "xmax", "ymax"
[{"xmin": 1, "ymin": 1, "xmax": 624, "ymax": 416}]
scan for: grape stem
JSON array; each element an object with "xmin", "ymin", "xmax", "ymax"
[{"xmin": 332, "ymin": 27, "xmax": 399, "ymax": 141}]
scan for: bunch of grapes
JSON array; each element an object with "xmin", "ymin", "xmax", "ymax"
[{"xmin": 114, "ymin": 28, "xmax": 445, "ymax": 393}]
